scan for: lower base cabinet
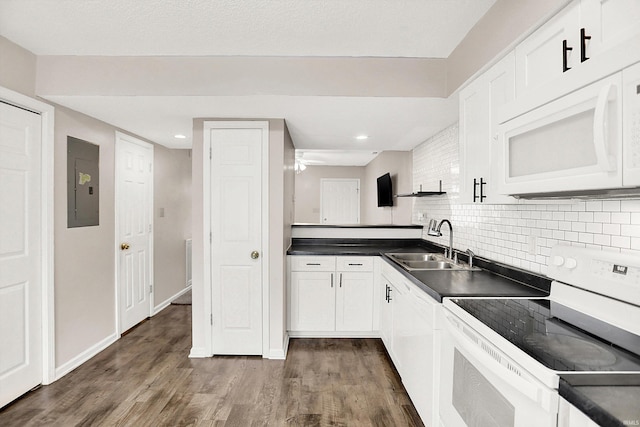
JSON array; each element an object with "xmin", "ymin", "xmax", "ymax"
[
  {"xmin": 288, "ymin": 256, "xmax": 375, "ymax": 335},
  {"xmin": 380, "ymin": 262, "xmax": 441, "ymax": 427}
]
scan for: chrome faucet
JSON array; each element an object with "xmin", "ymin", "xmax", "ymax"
[
  {"xmin": 466, "ymin": 249, "xmax": 475, "ymax": 268},
  {"xmin": 428, "ymin": 219, "xmax": 454, "ymax": 260}
]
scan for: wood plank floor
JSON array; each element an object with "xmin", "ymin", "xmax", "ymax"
[{"xmin": 0, "ymin": 305, "xmax": 424, "ymax": 426}]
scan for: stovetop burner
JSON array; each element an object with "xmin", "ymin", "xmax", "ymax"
[
  {"xmin": 452, "ymin": 298, "xmax": 640, "ymax": 372},
  {"xmin": 523, "ymin": 333, "xmax": 617, "ymax": 369}
]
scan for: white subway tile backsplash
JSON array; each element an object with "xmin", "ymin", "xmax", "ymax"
[
  {"xmin": 602, "ymin": 200, "xmax": 621, "ymax": 212},
  {"xmin": 412, "ymin": 123, "xmax": 640, "ymax": 274},
  {"xmin": 586, "ymin": 201, "xmax": 603, "ymax": 211},
  {"xmin": 603, "ymin": 223, "xmax": 621, "ymax": 235},
  {"xmin": 611, "ymin": 235, "xmax": 631, "ymax": 249},
  {"xmin": 621, "ymin": 200, "xmax": 640, "ymax": 212},
  {"xmin": 611, "ymin": 212, "xmax": 631, "ymax": 224}
]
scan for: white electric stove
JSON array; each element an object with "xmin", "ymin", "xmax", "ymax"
[{"xmin": 438, "ymin": 245, "xmax": 640, "ymax": 427}]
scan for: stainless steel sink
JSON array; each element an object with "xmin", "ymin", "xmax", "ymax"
[
  {"xmin": 386, "ymin": 252, "xmax": 480, "ymax": 271},
  {"xmin": 386, "ymin": 253, "xmax": 441, "ymax": 262}
]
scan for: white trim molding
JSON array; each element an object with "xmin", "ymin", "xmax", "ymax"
[{"xmin": 153, "ymin": 286, "xmax": 192, "ymax": 315}]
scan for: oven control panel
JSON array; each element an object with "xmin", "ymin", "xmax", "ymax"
[{"xmin": 548, "ymin": 245, "xmax": 640, "ymax": 306}]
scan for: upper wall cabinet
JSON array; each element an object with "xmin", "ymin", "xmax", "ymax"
[
  {"xmin": 515, "ymin": 1, "xmax": 580, "ymax": 97},
  {"xmin": 515, "ymin": 0, "xmax": 640, "ymax": 98},
  {"xmin": 459, "ymin": 52, "xmax": 516, "ymax": 204},
  {"xmin": 581, "ymin": 0, "xmax": 640, "ymax": 58}
]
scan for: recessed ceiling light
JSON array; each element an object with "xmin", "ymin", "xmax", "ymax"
[
  {"xmin": 355, "ymin": 135, "xmax": 369, "ymax": 140},
  {"xmin": 174, "ymin": 134, "xmax": 187, "ymax": 139}
]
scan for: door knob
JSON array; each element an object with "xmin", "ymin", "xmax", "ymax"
[
  {"xmin": 251, "ymin": 250, "xmax": 260, "ymax": 259},
  {"xmin": 121, "ymin": 243, "xmax": 130, "ymax": 250}
]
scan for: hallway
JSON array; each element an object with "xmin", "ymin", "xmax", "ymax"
[{"xmin": 0, "ymin": 306, "xmax": 423, "ymax": 426}]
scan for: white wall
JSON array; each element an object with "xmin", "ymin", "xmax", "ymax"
[
  {"xmin": 153, "ymin": 147, "xmax": 192, "ymax": 308},
  {"xmin": 361, "ymin": 151, "xmax": 413, "ymax": 224},
  {"xmin": 413, "ymin": 124, "xmax": 640, "ymax": 276},
  {"xmin": 0, "ymin": 36, "xmax": 36, "ymax": 97}
]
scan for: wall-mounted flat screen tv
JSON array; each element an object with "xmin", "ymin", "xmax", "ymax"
[{"xmin": 377, "ymin": 173, "xmax": 393, "ymax": 207}]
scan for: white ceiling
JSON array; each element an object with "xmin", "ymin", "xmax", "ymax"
[{"xmin": 0, "ymin": 0, "xmax": 496, "ymax": 165}]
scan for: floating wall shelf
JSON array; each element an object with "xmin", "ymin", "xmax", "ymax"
[{"xmin": 396, "ymin": 180, "xmax": 446, "ymax": 197}]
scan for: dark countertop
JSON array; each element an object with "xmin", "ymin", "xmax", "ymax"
[
  {"xmin": 292, "ymin": 223, "xmax": 423, "ymax": 229},
  {"xmin": 287, "ymin": 238, "xmax": 431, "ymax": 256},
  {"xmin": 560, "ymin": 374, "xmax": 640, "ymax": 427}
]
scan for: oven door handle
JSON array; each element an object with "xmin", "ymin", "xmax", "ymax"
[{"xmin": 444, "ymin": 313, "xmax": 546, "ymax": 407}]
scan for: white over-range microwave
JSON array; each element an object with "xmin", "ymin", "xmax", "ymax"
[{"xmin": 497, "ymin": 61, "xmax": 640, "ymax": 198}]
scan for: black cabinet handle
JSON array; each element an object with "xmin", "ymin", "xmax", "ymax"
[
  {"xmin": 339, "ymin": 273, "xmax": 342, "ymax": 288},
  {"xmin": 563, "ymin": 40, "xmax": 573, "ymax": 72},
  {"xmin": 331, "ymin": 273, "xmax": 333, "ymax": 288},
  {"xmin": 473, "ymin": 178, "xmax": 479, "ymax": 202},
  {"xmin": 580, "ymin": 28, "xmax": 591, "ymax": 63},
  {"xmin": 306, "ymin": 263, "xmax": 321, "ymax": 266},
  {"xmin": 479, "ymin": 177, "xmax": 487, "ymax": 202},
  {"xmin": 348, "ymin": 263, "xmax": 363, "ymax": 266}
]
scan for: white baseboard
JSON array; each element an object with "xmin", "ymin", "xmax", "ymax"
[
  {"xmin": 288, "ymin": 331, "xmax": 380, "ymax": 338},
  {"xmin": 189, "ymin": 347, "xmax": 209, "ymax": 358},
  {"xmin": 54, "ymin": 332, "xmax": 119, "ymax": 380},
  {"xmin": 267, "ymin": 333, "xmax": 290, "ymax": 359},
  {"xmin": 153, "ymin": 286, "xmax": 191, "ymax": 315}
]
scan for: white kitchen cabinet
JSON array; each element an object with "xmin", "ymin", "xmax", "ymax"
[
  {"xmin": 558, "ymin": 397, "xmax": 600, "ymax": 427},
  {"xmin": 581, "ymin": 0, "xmax": 640, "ymax": 59},
  {"xmin": 515, "ymin": 1, "xmax": 580, "ymax": 97},
  {"xmin": 379, "ymin": 260, "xmax": 441, "ymax": 427},
  {"xmin": 380, "ymin": 275, "xmax": 394, "ymax": 351},
  {"xmin": 515, "ymin": 0, "xmax": 640, "ymax": 99},
  {"xmin": 336, "ymin": 272, "xmax": 374, "ymax": 331},
  {"xmin": 459, "ymin": 52, "xmax": 516, "ymax": 204},
  {"xmin": 401, "ymin": 288, "xmax": 439, "ymax": 427},
  {"xmin": 391, "ymin": 278, "xmax": 411, "ymax": 373},
  {"xmin": 290, "ymin": 271, "xmax": 336, "ymax": 331},
  {"xmin": 288, "ymin": 255, "xmax": 375, "ymax": 336}
]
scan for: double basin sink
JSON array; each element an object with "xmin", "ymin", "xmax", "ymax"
[{"xmin": 386, "ymin": 252, "xmax": 480, "ymax": 271}]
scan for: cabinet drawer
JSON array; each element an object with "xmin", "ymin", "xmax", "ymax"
[
  {"xmin": 290, "ymin": 256, "xmax": 336, "ymax": 272},
  {"xmin": 336, "ymin": 256, "xmax": 374, "ymax": 272}
]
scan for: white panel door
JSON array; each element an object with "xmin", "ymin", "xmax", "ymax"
[
  {"xmin": 320, "ymin": 179, "xmax": 360, "ymax": 224},
  {"xmin": 211, "ymin": 127, "xmax": 264, "ymax": 355},
  {"xmin": 0, "ymin": 103, "xmax": 42, "ymax": 408},
  {"xmin": 116, "ymin": 134, "xmax": 153, "ymax": 333}
]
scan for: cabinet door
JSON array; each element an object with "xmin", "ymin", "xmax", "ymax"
[
  {"xmin": 380, "ymin": 277, "xmax": 393, "ymax": 350},
  {"xmin": 336, "ymin": 272, "xmax": 373, "ymax": 331},
  {"xmin": 459, "ymin": 75, "xmax": 490, "ymax": 204},
  {"xmin": 515, "ymin": 1, "xmax": 581, "ymax": 97},
  {"xmin": 391, "ymin": 280, "xmax": 411, "ymax": 375},
  {"xmin": 402, "ymin": 290, "xmax": 438, "ymax": 426},
  {"xmin": 459, "ymin": 53, "xmax": 516, "ymax": 204},
  {"xmin": 581, "ymin": 0, "xmax": 640, "ymax": 59},
  {"xmin": 290, "ymin": 271, "xmax": 335, "ymax": 331}
]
